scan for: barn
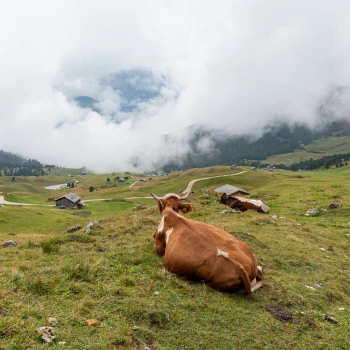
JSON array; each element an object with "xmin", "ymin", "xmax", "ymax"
[
  {"xmin": 55, "ymin": 193, "xmax": 83, "ymax": 209},
  {"xmin": 213, "ymin": 184, "xmax": 250, "ymax": 196}
]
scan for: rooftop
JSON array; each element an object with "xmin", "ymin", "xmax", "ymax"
[{"xmin": 213, "ymin": 185, "xmax": 250, "ymax": 196}]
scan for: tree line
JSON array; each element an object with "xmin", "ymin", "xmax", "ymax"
[{"xmin": 0, "ymin": 150, "xmax": 46, "ymax": 176}]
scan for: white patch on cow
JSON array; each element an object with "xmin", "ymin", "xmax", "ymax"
[
  {"xmin": 165, "ymin": 227, "xmax": 174, "ymax": 244},
  {"xmin": 157, "ymin": 216, "xmax": 165, "ymax": 234},
  {"xmin": 217, "ymin": 248, "xmax": 229, "ymax": 259},
  {"xmin": 236, "ymin": 197, "xmax": 270, "ymax": 213}
]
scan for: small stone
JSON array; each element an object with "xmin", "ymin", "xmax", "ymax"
[
  {"xmin": 305, "ymin": 285, "xmax": 316, "ymax": 291},
  {"xmin": 327, "ymin": 202, "xmax": 341, "ymax": 209},
  {"xmin": 131, "ymin": 205, "xmax": 147, "ymax": 211},
  {"xmin": 86, "ymin": 319, "xmax": 98, "ymax": 326},
  {"xmin": 0, "ymin": 308, "xmax": 13, "ymax": 316},
  {"xmin": 37, "ymin": 326, "xmax": 56, "ymax": 343},
  {"xmin": 154, "ymin": 291, "xmax": 160, "ymax": 295},
  {"xmin": 220, "ymin": 209, "xmax": 241, "ymax": 214},
  {"xmin": 339, "ymin": 308, "xmax": 345, "ymax": 311},
  {"xmin": 319, "ymin": 248, "xmax": 326, "ymax": 252},
  {"xmin": 1, "ymin": 240, "xmax": 17, "ymax": 247},
  {"xmin": 305, "ymin": 208, "xmax": 321, "ymax": 217},
  {"xmin": 84, "ymin": 221, "xmax": 100, "ymax": 233},
  {"xmin": 64, "ymin": 225, "xmax": 81, "ymax": 233},
  {"xmin": 58, "ymin": 342, "xmax": 66, "ymax": 345},
  {"xmin": 323, "ymin": 314, "xmax": 338, "ymax": 324},
  {"xmin": 48, "ymin": 317, "xmax": 58, "ymax": 326}
]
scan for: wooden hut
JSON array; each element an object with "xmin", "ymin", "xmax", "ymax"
[
  {"xmin": 55, "ymin": 193, "xmax": 83, "ymax": 209},
  {"xmin": 213, "ymin": 185, "xmax": 250, "ymax": 196}
]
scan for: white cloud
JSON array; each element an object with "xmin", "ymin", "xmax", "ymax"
[{"xmin": 1, "ymin": 0, "xmax": 350, "ymax": 172}]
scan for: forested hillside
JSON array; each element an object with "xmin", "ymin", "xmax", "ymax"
[
  {"xmin": 0, "ymin": 150, "xmax": 46, "ymax": 176},
  {"xmin": 163, "ymin": 119, "xmax": 350, "ymax": 172}
]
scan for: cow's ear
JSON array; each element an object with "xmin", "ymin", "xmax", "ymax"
[
  {"xmin": 157, "ymin": 200, "xmax": 165, "ymax": 213},
  {"xmin": 180, "ymin": 204, "xmax": 192, "ymax": 214}
]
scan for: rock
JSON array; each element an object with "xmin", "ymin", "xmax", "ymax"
[
  {"xmin": 48, "ymin": 317, "xmax": 58, "ymax": 326},
  {"xmin": 305, "ymin": 285, "xmax": 317, "ymax": 291},
  {"xmin": 131, "ymin": 205, "xmax": 147, "ymax": 211},
  {"xmin": 37, "ymin": 326, "xmax": 56, "ymax": 343},
  {"xmin": 327, "ymin": 202, "xmax": 341, "ymax": 209},
  {"xmin": 319, "ymin": 248, "xmax": 326, "ymax": 252},
  {"xmin": 86, "ymin": 319, "xmax": 98, "ymax": 326},
  {"xmin": 72, "ymin": 210, "xmax": 91, "ymax": 217},
  {"xmin": 0, "ymin": 308, "xmax": 13, "ymax": 316},
  {"xmin": 1, "ymin": 240, "xmax": 17, "ymax": 247},
  {"xmin": 220, "ymin": 209, "xmax": 241, "ymax": 214},
  {"xmin": 305, "ymin": 208, "xmax": 321, "ymax": 217},
  {"xmin": 84, "ymin": 221, "xmax": 100, "ymax": 233},
  {"xmin": 64, "ymin": 225, "xmax": 81, "ymax": 233},
  {"xmin": 323, "ymin": 314, "xmax": 338, "ymax": 324}
]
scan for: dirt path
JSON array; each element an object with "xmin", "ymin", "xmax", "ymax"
[
  {"xmin": 180, "ymin": 171, "xmax": 247, "ymax": 195},
  {"xmin": 0, "ymin": 195, "xmax": 54, "ymax": 206}
]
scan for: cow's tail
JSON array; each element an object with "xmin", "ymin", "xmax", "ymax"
[{"xmin": 225, "ymin": 256, "xmax": 253, "ymax": 294}]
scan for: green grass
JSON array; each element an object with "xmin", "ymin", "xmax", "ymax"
[
  {"xmin": 0, "ymin": 166, "xmax": 349, "ymax": 349},
  {"xmin": 266, "ymin": 135, "xmax": 350, "ymax": 165}
]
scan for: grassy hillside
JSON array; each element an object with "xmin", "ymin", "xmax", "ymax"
[
  {"xmin": 0, "ymin": 166, "xmax": 349, "ymax": 349},
  {"xmin": 266, "ymin": 135, "xmax": 350, "ymax": 165}
]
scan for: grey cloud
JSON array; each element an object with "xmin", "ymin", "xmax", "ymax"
[{"xmin": 0, "ymin": 1, "xmax": 350, "ymax": 172}]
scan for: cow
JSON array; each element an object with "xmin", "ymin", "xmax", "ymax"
[
  {"xmin": 151, "ymin": 192, "xmax": 266, "ymax": 293},
  {"xmin": 220, "ymin": 193, "xmax": 270, "ymax": 213}
]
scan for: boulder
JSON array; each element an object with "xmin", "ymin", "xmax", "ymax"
[
  {"xmin": 305, "ymin": 208, "xmax": 321, "ymax": 217},
  {"xmin": 1, "ymin": 240, "xmax": 17, "ymax": 247}
]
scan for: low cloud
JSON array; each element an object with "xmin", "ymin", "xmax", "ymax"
[{"xmin": 1, "ymin": 1, "xmax": 350, "ymax": 172}]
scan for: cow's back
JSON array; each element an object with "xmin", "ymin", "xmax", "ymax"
[{"xmin": 163, "ymin": 210, "xmax": 258, "ymax": 288}]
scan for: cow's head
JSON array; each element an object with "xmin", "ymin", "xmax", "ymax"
[
  {"xmin": 151, "ymin": 192, "xmax": 193, "ymax": 214},
  {"xmin": 219, "ymin": 193, "xmax": 228, "ymax": 205}
]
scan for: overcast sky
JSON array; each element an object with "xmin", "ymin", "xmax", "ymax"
[{"xmin": 1, "ymin": 0, "xmax": 350, "ymax": 172}]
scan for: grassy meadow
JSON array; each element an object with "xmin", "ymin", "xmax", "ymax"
[
  {"xmin": 266, "ymin": 135, "xmax": 350, "ymax": 165},
  {"xmin": 0, "ymin": 165, "xmax": 349, "ymax": 349}
]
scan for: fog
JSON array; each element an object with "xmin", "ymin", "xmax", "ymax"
[{"xmin": 1, "ymin": 0, "xmax": 350, "ymax": 172}]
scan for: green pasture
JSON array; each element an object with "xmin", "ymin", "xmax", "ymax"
[
  {"xmin": 266, "ymin": 136, "xmax": 350, "ymax": 165},
  {"xmin": 0, "ymin": 166, "xmax": 349, "ymax": 349}
]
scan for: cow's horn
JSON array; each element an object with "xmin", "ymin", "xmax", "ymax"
[
  {"xmin": 179, "ymin": 191, "xmax": 191, "ymax": 200},
  {"xmin": 151, "ymin": 193, "xmax": 163, "ymax": 201}
]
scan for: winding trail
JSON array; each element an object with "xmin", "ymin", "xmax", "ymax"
[
  {"xmin": 0, "ymin": 195, "xmax": 54, "ymax": 206},
  {"xmin": 179, "ymin": 171, "xmax": 247, "ymax": 195}
]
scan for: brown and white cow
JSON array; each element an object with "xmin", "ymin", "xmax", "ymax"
[
  {"xmin": 151, "ymin": 192, "xmax": 266, "ymax": 293},
  {"xmin": 220, "ymin": 193, "xmax": 270, "ymax": 213}
]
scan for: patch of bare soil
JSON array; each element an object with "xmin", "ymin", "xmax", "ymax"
[{"xmin": 265, "ymin": 304, "xmax": 299, "ymax": 323}]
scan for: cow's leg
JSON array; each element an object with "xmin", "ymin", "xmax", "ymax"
[{"xmin": 250, "ymin": 280, "xmax": 264, "ymax": 292}]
